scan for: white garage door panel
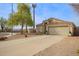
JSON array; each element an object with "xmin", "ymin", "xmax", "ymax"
[{"xmin": 48, "ymin": 27, "xmax": 69, "ymax": 35}]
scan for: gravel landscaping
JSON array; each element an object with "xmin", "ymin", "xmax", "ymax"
[{"xmin": 34, "ymin": 36, "xmax": 79, "ymax": 56}]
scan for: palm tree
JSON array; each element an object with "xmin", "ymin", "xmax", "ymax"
[
  {"xmin": 11, "ymin": 3, "xmax": 13, "ymax": 34},
  {"xmin": 32, "ymin": 4, "xmax": 36, "ymax": 30}
]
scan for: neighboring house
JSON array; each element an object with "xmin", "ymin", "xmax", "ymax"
[{"xmin": 36, "ymin": 18, "xmax": 76, "ymax": 36}]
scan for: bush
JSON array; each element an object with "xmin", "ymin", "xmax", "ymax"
[{"xmin": 0, "ymin": 37, "xmax": 8, "ymax": 41}]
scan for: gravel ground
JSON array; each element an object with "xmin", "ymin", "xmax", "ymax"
[{"xmin": 34, "ymin": 36, "xmax": 79, "ymax": 56}]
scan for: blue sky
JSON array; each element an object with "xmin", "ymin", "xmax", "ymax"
[{"xmin": 0, "ymin": 3, "xmax": 79, "ymax": 26}]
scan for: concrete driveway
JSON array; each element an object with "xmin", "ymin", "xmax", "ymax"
[{"xmin": 0, "ymin": 35, "xmax": 65, "ymax": 56}]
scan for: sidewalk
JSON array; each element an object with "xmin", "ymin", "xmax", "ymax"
[{"xmin": 0, "ymin": 35, "xmax": 65, "ymax": 56}]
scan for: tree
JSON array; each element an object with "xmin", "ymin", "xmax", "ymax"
[
  {"xmin": 8, "ymin": 13, "xmax": 19, "ymax": 26},
  {"xmin": 70, "ymin": 4, "xmax": 79, "ymax": 13},
  {"xmin": 25, "ymin": 5, "xmax": 33, "ymax": 32},
  {"xmin": 0, "ymin": 17, "xmax": 6, "ymax": 32},
  {"xmin": 17, "ymin": 3, "xmax": 33, "ymax": 34},
  {"xmin": 8, "ymin": 3, "xmax": 33, "ymax": 34}
]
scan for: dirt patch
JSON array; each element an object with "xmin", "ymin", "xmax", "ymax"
[
  {"xmin": 8, "ymin": 34, "xmax": 39, "ymax": 40},
  {"xmin": 34, "ymin": 36, "xmax": 79, "ymax": 56},
  {"xmin": 0, "ymin": 34, "xmax": 39, "ymax": 41}
]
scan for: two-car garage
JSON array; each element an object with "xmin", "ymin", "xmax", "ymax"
[{"xmin": 48, "ymin": 26, "xmax": 70, "ymax": 35}]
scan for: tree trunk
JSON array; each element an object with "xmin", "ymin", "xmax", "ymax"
[
  {"xmin": 1, "ymin": 26, "xmax": 4, "ymax": 32},
  {"xmin": 26, "ymin": 24, "xmax": 28, "ymax": 33},
  {"xmin": 21, "ymin": 21, "xmax": 24, "ymax": 34},
  {"xmin": 1, "ymin": 24, "xmax": 4, "ymax": 32}
]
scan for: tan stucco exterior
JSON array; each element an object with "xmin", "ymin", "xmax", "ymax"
[{"xmin": 36, "ymin": 18, "xmax": 75, "ymax": 36}]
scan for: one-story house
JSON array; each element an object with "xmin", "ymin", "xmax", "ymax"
[{"xmin": 36, "ymin": 18, "xmax": 76, "ymax": 36}]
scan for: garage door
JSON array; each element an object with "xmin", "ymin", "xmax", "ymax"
[{"xmin": 48, "ymin": 26, "xmax": 69, "ymax": 35}]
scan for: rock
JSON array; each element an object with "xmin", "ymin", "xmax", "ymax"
[{"xmin": 25, "ymin": 34, "xmax": 27, "ymax": 37}]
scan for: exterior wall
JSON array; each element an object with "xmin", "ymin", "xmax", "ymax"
[
  {"xmin": 36, "ymin": 24, "xmax": 74, "ymax": 36},
  {"xmin": 36, "ymin": 19, "xmax": 75, "ymax": 36},
  {"xmin": 69, "ymin": 24, "xmax": 75, "ymax": 36},
  {"xmin": 74, "ymin": 27, "xmax": 79, "ymax": 35},
  {"xmin": 36, "ymin": 25, "xmax": 44, "ymax": 34}
]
